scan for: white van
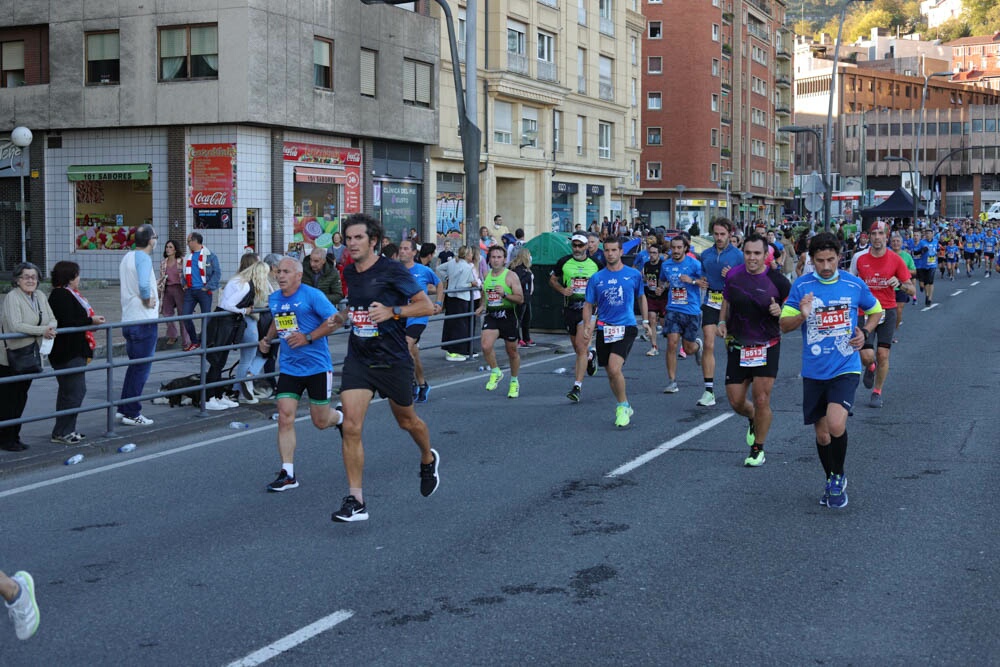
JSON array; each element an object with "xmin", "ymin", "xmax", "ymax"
[{"xmin": 988, "ymin": 202, "xmax": 1000, "ymax": 221}]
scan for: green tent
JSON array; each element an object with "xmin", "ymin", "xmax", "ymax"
[{"xmin": 524, "ymin": 232, "xmax": 572, "ymax": 265}]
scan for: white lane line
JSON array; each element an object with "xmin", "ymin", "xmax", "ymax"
[
  {"xmin": 971, "ymin": 281, "xmax": 981, "ymax": 286},
  {"xmin": 606, "ymin": 413, "xmax": 734, "ymax": 477},
  {"xmin": 921, "ymin": 303, "xmax": 940, "ymax": 311},
  {"xmin": 950, "ymin": 289, "xmax": 965, "ymax": 297},
  {"xmin": 226, "ymin": 610, "xmax": 354, "ymax": 667},
  {"xmin": 0, "ymin": 354, "xmax": 567, "ymax": 497}
]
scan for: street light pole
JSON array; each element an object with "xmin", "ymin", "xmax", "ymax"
[
  {"xmin": 779, "ymin": 125, "xmax": 828, "ymax": 230},
  {"xmin": 722, "ymin": 170, "xmax": 733, "ymax": 221},
  {"xmin": 916, "ymin": 68, "xmax": 953, "ymax": 223},
  {"xmin": 927, "ymin": 144, "xmax": 1000, "ymax": 221},
  {"xmin": 10, "ymin": 126, "xmax": 32, "ymax": 264},
  {"xmin": 886, "ymin": 155, "xmax": 918, "ymax": 225}
]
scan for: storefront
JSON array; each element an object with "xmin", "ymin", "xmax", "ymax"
[
  {"xmin": 585, "ymin": 184, "xmax": 604, "ymax": 228},
  {"xmin": 675, "ymin": 198, "xmax": 727, "ymax": 233},
  {"xmin": 551, "ymin": 181, "xmax": 578, "ymax": 233},
  {"xmin": 68, "ymin": 164, "xmax": 152, "ymax": 251},
  {"xmin": 283, "ymin": 141, "xmax": 362, "ymax": 256}
]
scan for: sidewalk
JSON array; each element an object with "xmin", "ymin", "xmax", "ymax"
[{"xmin": 0, "ymin": 282, "xmax": 573, "ymax": 477}]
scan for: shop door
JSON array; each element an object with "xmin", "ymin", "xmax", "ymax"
[{"xmin": 246, "ymin": 209, "xmax": 260, "ymax": 254}]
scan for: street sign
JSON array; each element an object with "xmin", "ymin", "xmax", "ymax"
[{"xmin": 802, "ymin": 171, "xmax": 824, "ymax": 213}]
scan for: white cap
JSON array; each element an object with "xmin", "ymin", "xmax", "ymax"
[{"xmin": 571, "ymin": 233, "xmax": 589, "ymax": 244}]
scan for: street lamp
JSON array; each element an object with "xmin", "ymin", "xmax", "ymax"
[
  {"xmin": 916, "ymin": 69, "xmax": 953, "ymax": 218},
  {"xmin": 885, "ymin": 155, "xmax": 918, "ymax": 225},
  {"xmin": 779, "ymin": 124, "xmax": 829, "ymax": 230},
  {"xmin": 10, "ymin": 126, "xmax": 32, "ymax": 263},
  {"xmin": 722, "ymin": 170, "xmax": 733, "ymax": 220}
]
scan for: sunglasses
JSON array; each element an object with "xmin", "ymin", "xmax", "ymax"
[{"xmin": 571, "ymin": 242, "xmax": 586, "ymax": 248}]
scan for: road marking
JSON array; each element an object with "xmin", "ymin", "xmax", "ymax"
[
  {"xmin": 226, "ymin": 610, "xmax": 354, "ymax": 667},
  {"xmin": 606, "ymin": 413, "xmax": 734, "ymax": 477},
  {"xmin": 0, "ymin": 354, "xmax": 567, "ymax": 497},
  {"xmin": 950, "ymin": 290, "xmax": 965, "ymax": 297},
  {"xmin": 970, "ymin": 281, "xmax": 981, "ymax": 286},
  {"xmin": 921, "ymin": 303, "xmax": 939, "ymax": 311}
]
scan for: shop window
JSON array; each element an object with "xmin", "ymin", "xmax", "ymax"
[
  {"xmin": 1, "ymin": 41, "xmax": 24, "ymax": 87},
  {"xmin": 403, "ymin": 59, "xmax": 432, "ymax": 107},
  {"xmin": 70, "ymin": 165, "xmax": 153, "ymax": 251},
  {"xmin": 159, "ymin": 25, "xmax": 218, "ymax": 81},
  {"xmin": 314, "ymin": 37, "xmax": 333, "ymax": 90},
  {"xmin": 360, "ymin": 49, "xmax": 377, "ymax": 97},
  {"xmin": 86, "ymin": 32, "xmax": 119, "ymax": 85}
]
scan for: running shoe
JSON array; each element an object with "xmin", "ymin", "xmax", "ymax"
[
  {"xmin": 7, "ymin": 571, "xmax": 39, "ymax": 640},
  {"xmin": 267, "ymin": 470, "xmax": 298, "ymax": 492},
  {"xmin": 694, "ymin": 337, "xmax": 704, "ymax": 367},
  {"xmin": 662, "ymin": 381, "xmax": 679, "ymax": 394},
  {"xmin": 820, "ymin": 477, "xmax": 831, "ymax": 506},
  {"xmin": 525, "ymin": 340, "xmax": 537, "ymax": 347},
  {"xmin": 827, "ymin": 474, "xmax": 848, "ymax": 508},
  {"xmin": 445, "ymin": 352, "xmax": 467, "ymax": 362},
  {"xmin": 416, "ymin": 383, "xmax": 430, "ymax": 403},
  {"xmin": 50, "ymin": 433, "xmax": 83, "ymax": 445},
  {"xmin": 507, "ymin": 378, "xmax": 520, "ymax": 399},
  {"xmin": 567, "ymin": 384, "xmax": 581, "ymax": 402},
  {"xmin": 869, "ymin": 391, "xmax": 883, "ymax": 408},
  {"xmin": 120, "ymin": 414, "xmax": 154, "ymax": 426},
  {"xmin": 746, "ymin": 419, "xmax": 756, "ymax": 447},
  {"xmin": 586, "ymin": 350, "xmax": 597, "ymax": 376},
  {"xmin": 863, "ymin": 363, "xmax": 876, "ymax": 389},
  {"xmin": 517, "ymin": 340, "xmax": 528, "ymax": 348},
  {"xmin": 744, "ymin": 445, "xmax": 765, "ymax": 467},
  {"xmin": 614, "ymin": 405, "xmax": 634, "ymax": 428},
  {"xmin": 334, "ymin": 402, "xmax": 344, "ymax": 438},
  {"xmin": 205, "ymin": 397, "xmax": 230, "ymax": 411},
  {"xmin": 678, "ymin": 348, "xmax": 687, "ymax": 359},
  {"xmin": 645, "ymin": 347, "xmax": 659, "ymax": 356},
  {"xmin": 412, "ymin": 382, "xmax": 420, "ymax": 400},
  {"xmin": 696, "ymin": 390, "xmax": 716, "ymax": 407},
  {"xmin": 218, "ymin": 395, "xmax": 240, "ymax": 408},
  {"xmin": 420, "ymin": 448, "xmax": 440, "ymax": 497},
  {"xmin": 332, "ymin": 495, "xmax": 368, "ymax": 522},
  {"xmin": 485, "ymin": 367, "xmax": 503, "ymax": 391},
  {"xmin": 183, "ymin": 342, "xmax": 200, "ymax": 352}
]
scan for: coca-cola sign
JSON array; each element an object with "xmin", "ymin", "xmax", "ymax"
[
  {"xmin": 0, "ymin": 140, "xmax": 28, "ymax": 178},
  {"xmin": 282, "ymin": 141, "xmax": 362, "ymax": 167},
  {"xmin": 189, "ymin": 143, "xmax": 236, "ymax": 208}
]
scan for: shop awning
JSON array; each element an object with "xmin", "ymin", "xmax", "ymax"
[
  {"xmin": 295, "ymin": 166, "xmax": 341, "ymax": 184},
  {"xmin": 67, "ymin": 164, "xmax": 151, "ymax": 181}
]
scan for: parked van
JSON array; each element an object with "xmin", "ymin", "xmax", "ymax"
[{"xmin": 988, "ymin": 202, "xmax": 1000, "ymax": 221}]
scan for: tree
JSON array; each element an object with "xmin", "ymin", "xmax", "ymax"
[
  {"xmin": 931, "ymin": 17, "xmax": 971, "ymax": 42},
  {"xmin": 845, "ymin": 9, "xmax": 897, "ymax": 42},
  {"xmin": 793, "ymin": 19, "xmax": 816, "ymax": 39}
]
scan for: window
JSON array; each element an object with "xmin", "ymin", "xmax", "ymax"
[
  {"xmin": 648, "ymin": 56, "xmax": 662, "ymax": 73},
  {"xmin": 711, "ymin": 164, "xmax": 718, "ymax": 182},
  {"xmin": 495, "ymin": 101, "xmax": 513, "ymax": 144},
  {"xmin": 631, "ymin": 118, "xmax": 637, "ymax": 147},
  {"xmin": 521, "ymin": 107, "xmax": 539, "ymax": 147},
  {"xmin": 403, "ymin": 59, "xmax": 432, "ymax": 107},
  {"xmin": 647, "ymin": 92, "xmax": 661, "ymax": 109},
  {"xmin": 712, "ymin": 58, "xmax": 719, "ymax": 77},
  {"xmin": 360, "ymin": 48, "xmax": 377, "ymax": 97},
  {"xmin": 538, "ymin": 31, "xmax": 556, "ymax": 81},
  {"xmin": 712, "ymin": 24, "xmax": 720, "ymax": 41},
  {"xmin": 647, "ymin": 127, "xmax": 662, "ymax": 145},
  {"xmin": 159, "ymin": 25, "xmax": 218, "ymax": 81},
  {"xmin": 711, "ymin": 94, "xmax": 719, "ymax": 112},
  {"xmin": 85, "ymin": 32, "xmax": 120, "ymax": 85},
  {"xmin": 711, "ymin": 128, "xmax": 718, "ymax": 147},
  {"xmin": 507, "ymin": 21, "xmax": 526, "ymax": 56},
  {"xmin": 313, "ymin": 38, "xmax": 333, "ymax": 90},
  {"xmin": 554, "ymin": 110, "xmax": 562, "ymax": 152},
  {"xmin": 577, "ymin": 115, "xmax": 586, "ymax": 155},
  {"xmin": 631, "ymin": 78, "xmax": 637, "ymax": 106},
  {"xmin": 577, "ymin": 48, "xmax": 587, "ymax": 93},
  {"xmin": 630, "ymin": 36, "xmax": 637, "ymax": 65},
  {"xmin": 458, "ymin": 8, "xmax": 467, "ymax": 43},
  {"xmin": 0, "ymin": 40, "xmax": 24, "ymax": 87},
  {"xmin": 649, "ymin": 21, "xmax": 662, "ymax": 39},
  {"xmin": 598, "ymin": 121, "xmax": 612, "ymax": 159},
  {"xmin": 972, "ymin": 119, "xmax": 984, "ymax": 133},
  {"xmin": 578, "ymin": 0, "xmax": 587, "ymax": 25},
  {"xmin": 599, "ymin": 55, "xmax": 613, "ymax": 101},
  {"xmin": 987, "ymin": 119, "xmax": 997, "ymax": 133},
  {"xmin": 647, "ymin": 162, "xmax": 661, "ymax": 179}
]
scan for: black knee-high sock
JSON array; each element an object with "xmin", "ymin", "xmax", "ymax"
[
  {"xmin": 829, "ymin": 431, "xmax": 848, "ymax": 476},
  {"xmin": 816, "ymin": 440, "xmax": 833, "ymax": 478}
]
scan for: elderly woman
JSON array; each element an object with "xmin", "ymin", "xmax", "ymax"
[
  {"xmin": 47, "ymin": 261, "xmax": 106, "ymax": 444},
  {"xmin": 0, "ymin": 263, "xmax": 57, "ymax": 451},
  {"xmin": 438, "ymin": 245, "xmax": 479, "ymax": 361}
]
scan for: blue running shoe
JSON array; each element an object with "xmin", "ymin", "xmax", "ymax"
[{"xmin": 827, "ymin": 474, "xmax": 848, "ymax": 508}]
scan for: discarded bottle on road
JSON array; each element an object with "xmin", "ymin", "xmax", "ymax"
[
  {"xmin": 65, "ymin": 454, "xmax": 84, "ymax": 466},
  {"xmin": 271, "ymin": 413, "xmax": 279, "ymax": 421},
  {"xmin": 117, "ymin": 443, "xmax": 137, "ymax": 453},
  {"xmin": 229, "ymin": 421, "xmax": 250, "ymax": 430},
  {"xmin": 552, "ymin": 367, "xmax": 569, "ymax": 374}
]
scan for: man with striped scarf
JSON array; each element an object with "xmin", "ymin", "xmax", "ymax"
[{"xmin": 181, "ymin": 232, "xmax": 221, "ymax": 351}]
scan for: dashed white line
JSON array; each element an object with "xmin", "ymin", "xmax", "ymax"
[
  {"xmin": 606, "ymin": 413, "xmax": 735, "ymax": 477},
  {"xmin": 226, "ymin": 610, "xmax": 355, "ymax": 667},
  {"xmin": 921, "ymin": 303, "xmax": 940, "ymax": 311},
  {"xmin": 950, "ymin": 290, "xmax": 965, "ymax": 297},
  {"xmin": 970, "ymin": 281, "xmax": 981, "ymax": 286}
]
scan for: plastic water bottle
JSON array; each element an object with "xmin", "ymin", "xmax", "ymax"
[
  {"xmin": 271, "ymin": 413, "xmax": 279, "ymax": 421},
  {"xmin": 553, "ymin": 367, "xmax": 568, "ymax": 374},
  {"xmin": 117, "ymin": 443, "xmax": 137, "ymax": 453},
  {"xmin": 229, "ymin": 421, "xmax": 250, "ymax": 430},
  {"xmin": 65, "ymin": 454, "xmax": 84, "ymax": 465}
]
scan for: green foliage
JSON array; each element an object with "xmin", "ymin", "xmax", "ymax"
[{"xmin": 929, "ymin": 17, "xmax": 971, "ymax": 42}]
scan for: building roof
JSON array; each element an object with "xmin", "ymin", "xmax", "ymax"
[{"xmin": 945, "ymin": 32, "xmax": 1000, "ymax": 47}]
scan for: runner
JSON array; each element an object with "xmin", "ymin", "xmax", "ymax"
[
  {"xmin": 983, "ymin": 227, "xmax": 996, "ymax": 277},
  {"xmin": 580, "ymin": 237, "xmax": 652, "ymax": 427},
  {"xmin": 889, "ymin": 232, "xmax": 916, "ymax": 330},
  {"xmin": 717, "ymin": 233, "xmax": 790, "ymax": 466},
  {"xmin": 479, "ymin": 245, "xmax": 525, "ymax": 398},
  {"xmin": 258, "ymin": 258, "xmax": 345, "ymax": 492},
  {"xmin": 640, "ymin": 243, "xmax": 666, "ymax": 356},
  {"xmin": 697, "ymin": 217, "xmax": 744, "ymax": 407},
  {"xmin": 914, "ymin": 228, "xmax": 939, "ymax": 306},
  {"xmin": 549, "ymin": 233, "xmax": 602, "ymax": 402},
  {"xmin": 962, "ymin": 227, "xmax": 977, "ymax": 277},
  {"xmin": 398, "ymin": 238, "xmax": 443, "ymax": 403},
  {"xmin": 779, "ymin": 232, "xmax": 883, "ymax": 509},
  {"xmin": 1, "ymin": 569, "xmax": 38, "ymax": 640},
  {"xmin": 331, "ymin": 214, "xmax": 439, "ymax": 523},
  {"xmin": 944, "ymin": 235, "xmax": 959, "ymax": 281},
  {"xmin": 660, "ymin": 235, "xmax": 704, "ymax": 395},
  {"xmin": 849, "ymin": 221, "xmax": 914, "ymax": 408}
]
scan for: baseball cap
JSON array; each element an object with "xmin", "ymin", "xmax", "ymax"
[
  {"xmin": 870, "ymin": 220, "xmax": 889, "ymax": 233},
  {"xmin": 571, "ymin": 233, "xmax": 589, "ymax": 244}
]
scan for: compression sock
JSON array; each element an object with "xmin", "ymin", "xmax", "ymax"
[
  {"xmin": 829, "ymin": 431, "xmax": 848, "ymax": 477},
  {"xmin": 816, "ymin": 440, "xmax": 833, "ymax": 478}
]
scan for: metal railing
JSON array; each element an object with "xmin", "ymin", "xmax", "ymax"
[{"xmin": 507, "ymin": 52, "xmax": 528, "ymax": 75}]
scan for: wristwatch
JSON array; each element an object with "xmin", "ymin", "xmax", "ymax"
[
  {"xmin": 305, "ymin": 332, "xmax": 313, "ymax": 343},
  {"xmin": 392, "ymin": 306, "xmax": 403, "ymax": 320}
]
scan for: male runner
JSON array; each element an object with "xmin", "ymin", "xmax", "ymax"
[
  {"xmin": 983, "ymin": 227, "xmax": 996, "ymax": 277},
  {"xmin": 944, "ymin": 235, "xmax": 959, "ymax": 281},
  {"xmin": 479, "ymin": 245, "xmax": 525, "ymax": 398},
  {"xmin": 259, "ymin": 257, "xmax": 344, "ymax": 492},
  {"xmin": 331, "ymin": 214, "xmax": 439, "ymax": 522},
  {"xmin": 849, "ymin": 221, "xmax": 914, "ymax": 408},
  {"xmin": 780, "ymin": 232, "xmax": 883, "ymax": 509},
  {"xmin": 399, "ymin": 238, "xmax": 443, "ymax": 403},
  {"xmin": 889, "ymin": 232, "xmax": 916, "ymax": 329},
  {"xmin": 718, "ymin": 233, "xmax": 790, "ymax": 466},
  {"xmin": 962, "ymin": 227, "xmax": 977, "ymax": 277},
  {"xmin": 660, "ymin": 235, "xmax": 704, "ymax": 395},
  {"xmin": 550, "ymin": 233, "xmax": 602, "ymax": 402},
  {"xmin": 641, "ymin": 243, "xmax": 666, "ymax": 356},
  {"xmin": 581, "ymin": 238, "xmax": 652, "ymax": 427},
  {"xmin": 914, "ymin": 228, "xmax": 939, "ymax": 306},
  {"xmin": 697, "ymin": 218, "xmax": 744, "ymax": 407}
]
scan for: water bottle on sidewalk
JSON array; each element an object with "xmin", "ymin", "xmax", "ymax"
[
  {"xmin": 229, "ymin": 422, "xmax": 250, "ymax": 430},
  {"xmin": 118, "ymin": 443, "xmax": 137, "ymax": 453},
  {"xmin": 65, "ymin": 454, "xmax": 84, "ymax": 465}
]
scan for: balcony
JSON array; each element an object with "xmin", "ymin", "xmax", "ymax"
[
  {"xmin": 537, "ymin": 60, "xmax": 558, "ymax": 82},
  {"xmin": 775, "ymin": 75, "xmax": 791, "ymax": 88},
  {"xmin": 721, "ymin": 113, "xmax": 732, "ymax": 125},
  {"xmin": 747, "ymin": 23, "xmax": 770, "ymax": 44},
  {"xmin": 722, "ymin": 11, "xmax": 734, "ymax": 24},
  {"xmin": 775, "ymin": 104, "xmax": 791, "ymax": 115},
  {"xmin": 507, "ymin": 52, "xmax": 528, "ymax": 75},
  {"xmin": 776, "ymin": 133, "xmax": 789, "ymax": 144},
  {"xmin": 599, "ymin": 16, "xmax": 614, "ymax": 36},
  {"xmin": 722, "ymin": 79, "xmax": 732, "ymax": 93},
  {"xmin": 748, "ymin": 0, "xmax": 771, "ymax": 16},
  {"xmin": 776, "ymin": 159, "xmax": 790, "ymax": 171},
  {"xmin": 776, "ymin": 46, "xmax": 791, "ymax": 61},
  {"xmin": 721, "ymin": 147, "xmax": 731, "ymax": 158},
  {"xmin": 722, "ymin": 42, "xmax": 732, "ymax": 58},
  {"xmin": 599, "ymin": 82, "xmax": 614, "ymax": 101}
]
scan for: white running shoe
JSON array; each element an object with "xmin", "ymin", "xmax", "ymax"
[
  {"xmin": 205, "ymin": 397, "xmax": 229, "ymax": 411},
  {"xmin": 120, "ymin": 414, "xmax": 154, "ymax": 426},
  {"xmin": 7, "ymin": 571, "xmax": 39, "ymax": 640},
  {"xmin": 696, "ymin": 390, "xmax": 716, "ymax": 407},
  {"xmin": 218, "ymin": 395, "xmax": 240, "ymax": 408}
]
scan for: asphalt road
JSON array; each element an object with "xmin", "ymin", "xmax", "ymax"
[{"xmin": 1, "ymin": 272, "xmax": 998, "ymax": 666}]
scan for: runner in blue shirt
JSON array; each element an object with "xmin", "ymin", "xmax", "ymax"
[
  {"xmin": 660, "ymin": 235, "xmax": 704, "ymax": 395},
  {"xmin": 400, "ymin": 239, "xmax": 443, "ymax": 403},
  {"xmin": 696, "ymin": 217, "xmax": 744, "ymax": 407},
  {"xmin": 780, "ymin": 232, "xmax": 883, "ymax": 509},
  {"xmin": 983, "ymin": 230, "xmax": 996, "ymax": 277},
  {"xmin": 581, "ymin": 237, "xmax": 652, "ymax": 428},
  {"xmin": 914, "ymin": 228, "xmax": 939, "ymax": 306}
]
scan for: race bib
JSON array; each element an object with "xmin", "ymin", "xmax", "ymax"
[
  {"xmin": 645, "ymin": 276, "xmax": 658, "ymax": 290},
  {"xmin": 350, "ymin": 309, "xmax": 379, "ymax": 338},
  {"xmin": 275, "ymin": 313, "xmax": 299, "ymax": 338},
  {"xmin": 739, "ymin": 345, "xmax": 767, "ymax": 367},
  {"xmin": 926, "ymin": 255, "xmax": 937, "ymax": 266},
  {"xmin": 571, "ymin": 277, "xmax": 588, "ymax": 296},
  {"xmin": 670, "ymin": 287, "xmax": 688, "ymax": 305},
  {"xmin": 707, "ymin": 290, "xmax": 723, "ymax": 310},
  {"xmin": 486, "ymin": 287, "xmax": 504, "ymax": 308},
  {"xmin": 815, "ymin": 304, "xmax": 851, "ymax": 338},
  {"xmin": 603, "ymin": 324, "xmax": 625, "ymax": 343}
]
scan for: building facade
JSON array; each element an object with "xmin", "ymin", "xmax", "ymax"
[
  {"xmin": 950, "ymin": 33, "xmax": 1000, "ymax": 91},
  {"xmin": 637, "ymin": 0, "xmax": 791, "ymax": 231},
  {"xmin": 0, "ymin": 2, "xmax": 438, "ymax": 279}
]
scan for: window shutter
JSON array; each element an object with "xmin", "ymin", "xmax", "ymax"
[
  {"xmin": 403, "ymin": 59, "xmax": 416, "ymax": 102},
  {"xmin": 415, "ymin": 62, "xmax": 431, "ymax": 105},
  {"xmin": 87, "ymin": 33, "xmax": 119, "ymax": 61},
  {"xmin": 360, "ymin": 49, "xmax": 376, "ymax": 96}
]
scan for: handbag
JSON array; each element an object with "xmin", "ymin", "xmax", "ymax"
[{"xmin": 6, "ymin": 341, "xmax": 41, "ymax": 374}]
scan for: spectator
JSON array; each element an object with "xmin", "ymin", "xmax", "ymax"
[
  {"xmin": 327, "ymin": 231, "xmax": 346, "ymax": 266},
  {"xmin": 587, "ymin": 232, "xmax": 606, "ymax": 268},
  {"xmin": 381, "ymin": 243, "xmax": 399, "ymax": 260},
  {"xmin": 505, "ymin": 227, "xmax": 525, "ymax": 265},
  {"xmin": 509, "ymin": 246, "xmax": 535, "ymax": 347},
  {"xmin": 181, "ymin": 231, "xmax": 221, "ymax": 351},
  {"xmin": 438, "ymin": 239, "xmax": 455, "ymax": 265},
  {"xmin": 439, "ymin": 245, "xmax": 479, "ymax": 361},
  {"xmin": 118, "ymin": 224, "xmax": 159, "ymax": 426},
  {"xmin": 159, "ymin": 239, "xmax": 189, "ymax": 348},
  {"xmin": 0, "ymin": 263, "xmax": 57, "ymax": 451},
  {"xmin": 302, "ymin": 247, "xmax": 344, "ymax": 306},
  {"xmin": 47, "ymin": 261, "xmax": 106, "ymax": 444},
  {"xmin": 204, "ymin": 254, "xmax": 263, "ymax": 410},
  {"xmin": 233, "ymin": 260, "xmax": 274, "ymax": 403}
]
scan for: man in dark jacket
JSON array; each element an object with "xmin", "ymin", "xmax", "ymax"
[{"xmin": 303, "ymin": 247, "xmax": 344, "ymax": 306}]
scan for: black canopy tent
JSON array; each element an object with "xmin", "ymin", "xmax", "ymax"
[{"xmin": 858, "ymin": 188, "xmax": 925, "ymax": 231}]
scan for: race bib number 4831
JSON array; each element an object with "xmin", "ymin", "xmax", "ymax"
[{"xmin": 815, "ymin": 304, "xmax": 851, "ymax": 337}]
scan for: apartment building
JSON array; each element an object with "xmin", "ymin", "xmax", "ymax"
[
  {"xmin": 638, "ymin": 0, "xmax": 791, "ymax": 230},
  {"xmin": 430, "ymin": 0, "xmax": 644, "ymax": 244},
  {"xmin": 0, "ymin": 2, "xmax": 438, "ymax": 279},
  {"xmin": 950, "ymin": 32, "xmax": 1000, "ymax": 91}
]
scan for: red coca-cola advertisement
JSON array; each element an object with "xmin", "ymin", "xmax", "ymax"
[
  {"xmin": 284, "ymin": 142, "xmax": 362, "ymax": 215},
  {"xmin": 189, "ymin": 143, "xmax": 237, "ymax": 208}
]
